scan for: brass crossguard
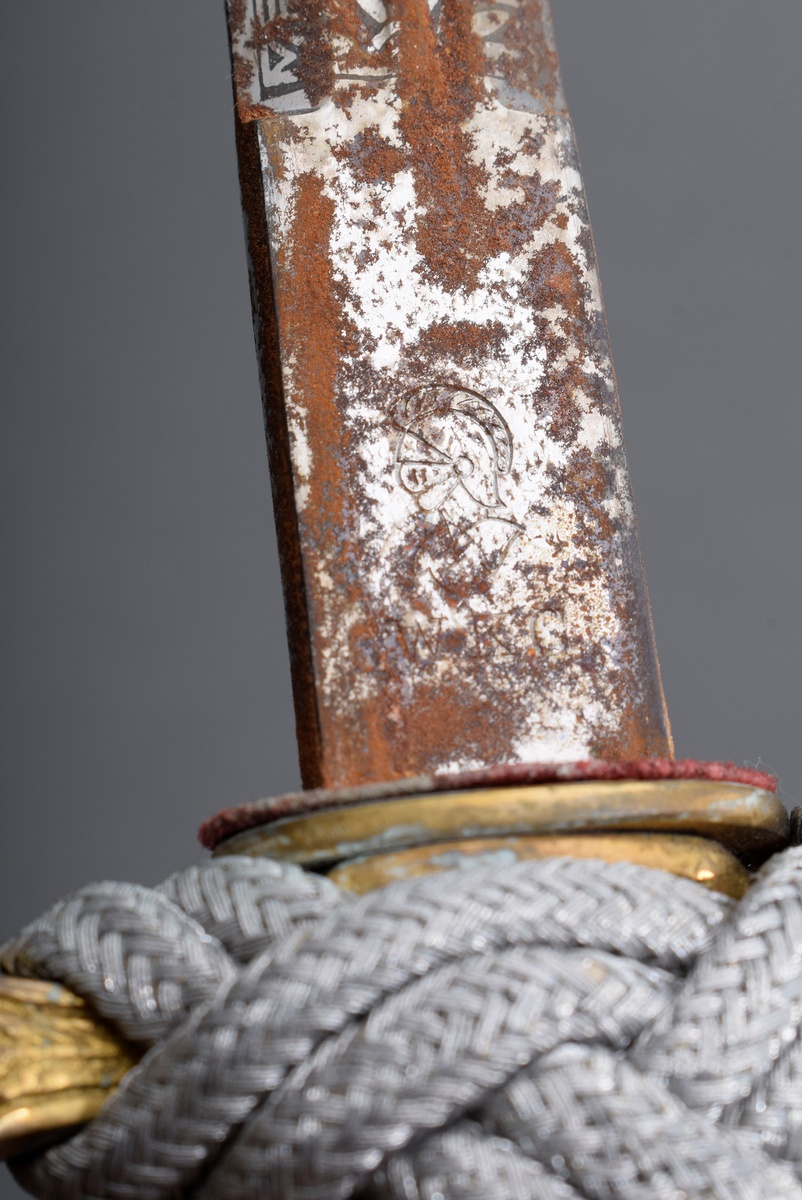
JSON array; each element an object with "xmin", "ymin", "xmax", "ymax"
[{"xmin": 0, "ymin": 977, "xmax": 136, "ymax": 1160}]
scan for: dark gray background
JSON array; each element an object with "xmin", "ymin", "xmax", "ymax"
[{"xmin": 1, "ymin": 4, "xmax": 800, "ymax": 1194}]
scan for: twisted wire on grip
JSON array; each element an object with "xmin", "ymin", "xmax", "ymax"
[{"xmin": 4, "ymin": 852, "xmax": 802, "ymax": 1199}]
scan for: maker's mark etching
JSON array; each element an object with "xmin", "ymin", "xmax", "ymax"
[
  {"xmin": 392, "ymin": 384, "xmax": 524, "ymax": 602},
  {"xmin": 393, "ymin": 384, "xmax": 513, "ymax": 514}
]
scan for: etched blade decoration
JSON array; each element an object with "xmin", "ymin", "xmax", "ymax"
[{"xmin": 226, "ymin": 0, "xmax": 673, "ymax": 788}]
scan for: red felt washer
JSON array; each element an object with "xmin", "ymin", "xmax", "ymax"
[{"xmin": 199, "ymin": 759, "xmax": 778, "ymax": 852}]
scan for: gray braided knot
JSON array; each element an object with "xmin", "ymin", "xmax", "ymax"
[{"xmin": 4, "ymin": 849, "xmax": 802, "ymax": 1199}]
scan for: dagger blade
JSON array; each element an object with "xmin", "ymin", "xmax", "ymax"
[{"xmin": 226, "ymin": 0, "xmax": 672, "ymax": 788}]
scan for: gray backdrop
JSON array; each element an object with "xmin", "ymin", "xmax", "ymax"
[{"xmin": 1, "ymin": 4, "xmax": 800, "ymax": 1194}]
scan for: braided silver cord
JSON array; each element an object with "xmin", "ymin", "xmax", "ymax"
[
  {"xmin": 634, "ymin": 848, "xmax": 802, "ymax": 1114},
  {"xmin": 208, "ymin": 946, "xmax": 672, "ymax": 1200},
  {"xmin": 368, "ymin": 1121, "xmax": 583, "ymax": 1200},
  {"xmin": 10, "ymin": 858, "xmax": 726, "ymax": 1198},
  {"xmin": 4, "ymin": 850, "xmax": 802, "ymax": 1200},
  {"xmin": 0, "ymin": 882, "xmax": 235, "ymax": 1044},
  {"xmin": 736, "ymin": 1035, "xmax": 802, "ymax": 1172},
  {"xmin": 484, "ymin": 1042, "xmax": 800, "ymax": 1199},
  {"xmin": 0, "ymin": 861, "xmax": 346, "ymax": 1046},
  {"xmin": 157, "ymin": 857, "xmax": 348, "ymax": 963}
]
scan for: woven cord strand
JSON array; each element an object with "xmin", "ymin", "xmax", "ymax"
[
  {"xmin": 9, "ymin": 858, "xmax": 724, "ymax": 1198},
  {"xmin": 2, "ymin": 851, "xmax": 802, "ymax": 1199}
]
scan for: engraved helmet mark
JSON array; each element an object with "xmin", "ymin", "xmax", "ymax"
[{"xmin": 392, "ymin": 384, "xmax": 514, "ymax": 514}]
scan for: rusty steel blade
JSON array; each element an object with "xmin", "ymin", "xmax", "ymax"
[{"xmin": 226, "ymin": 0, "xmax": 672, "ymax": 789}]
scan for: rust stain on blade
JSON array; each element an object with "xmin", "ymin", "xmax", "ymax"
[{"xmin": 227, "ymin": 0, "xmax": 673, "ymax": 788}]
